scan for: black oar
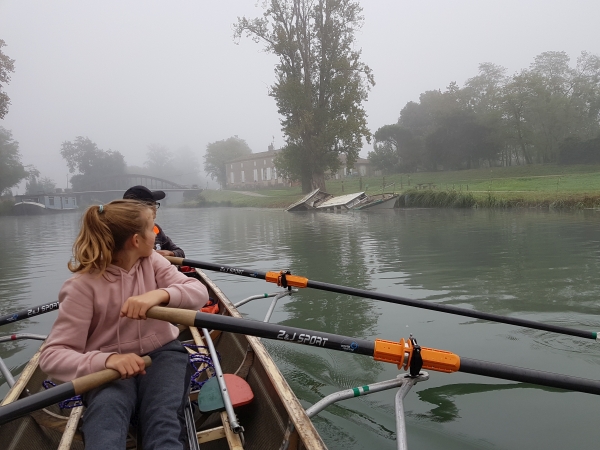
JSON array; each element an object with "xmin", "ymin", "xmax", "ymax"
[
  {"xmin": 166, "ymin": 256, "xmax": 598, "ymax": 341},
  {"xmin": 0, "ymin": 301, "xmax": 59, "ymax": 327},
  {"xmin": 147, "ymin": 307, "xmax": 600, "ymax": 396},
  {"xmin": 0, "ymin": 356, "xmax": 152, "ymax": 426}
]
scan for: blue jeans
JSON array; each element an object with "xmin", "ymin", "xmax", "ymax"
[{"xmin": 81, "ymin": 340, "xmax": 192, "ymax": 450}]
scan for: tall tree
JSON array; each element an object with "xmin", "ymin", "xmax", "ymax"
[
  {"xmin": 203, "ymin": 136, "xmax": 252, "ymax": 188},
  {"xmin": 0, "ymin": 40, "xmax": 15, "ymax": 120},
  {"xmin": 0, "ymin": 127, "xmax": 33, "ymax": 194},
  {"xmin": 60, "ymin": 137, "xmax": 126, "ymax": 191},
  {"xmin": 144, "ymin": 144, "xmax": 175, "ymax": 177},
  {"xmin": 171, "ymin": 146, "xmax": 203, "ymax": 187},
  {"xmin": 141, "ymin": 144, "xmax": 203, "ymax": 186},
  {"xmin": 234, "ymin": 0, "xmax": 374, "ymax": 193},
  {"xmin": 369, "ymin": 124, "xmax": 421, "ymax": 173}
]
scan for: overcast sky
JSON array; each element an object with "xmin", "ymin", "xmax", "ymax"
[{"xmin": 1, "ymin": 0, "xmax": 599, "ymax": 192}]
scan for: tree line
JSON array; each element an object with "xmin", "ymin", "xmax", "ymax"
[{"xmin": 369, "ymin": 51, "xmax": 600, "ymax": 173}]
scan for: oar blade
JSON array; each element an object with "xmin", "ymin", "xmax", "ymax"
[
  {"xmin": 198, "ymin": 374, "xmax": 253, "ymax": 413},
  {"xmin": 198, "ymin": 376, "xmax": 224, "ymax": 413}
]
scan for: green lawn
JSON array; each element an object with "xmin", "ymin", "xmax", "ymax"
[{"xmin": 191, "ymin": 164, "xmax": 600, "ymax": 209}]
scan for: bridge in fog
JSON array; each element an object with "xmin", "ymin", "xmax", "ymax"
[{"xmin": 72, "ymin": 174, "xmax": 202, "ymax": 206}]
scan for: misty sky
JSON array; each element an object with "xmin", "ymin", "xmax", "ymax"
[{"xmin": 1, "ymin": 0, "xmax": 599, "ymax": 192}]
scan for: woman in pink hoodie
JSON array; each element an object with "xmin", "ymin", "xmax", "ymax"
[{"xmin": 40, "ymin": 199, "xmax": 208, "ymax": 449}]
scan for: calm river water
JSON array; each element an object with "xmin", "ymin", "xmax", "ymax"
[{"xmin": 1, "ymin": 207, "xmax": 600, "ymax": 449}]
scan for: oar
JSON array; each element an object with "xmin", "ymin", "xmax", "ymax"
[
  {"xmin": 0, "ymin": 356, "xmax": 151, "ymax": 426},
  {"xmin": 0, "ymin": 301, "xmax": 60, "ymax": 327},
  {"xmin": 146, "ymin": 307, "xmax": 600, "ymax": 396},
  {"xmin": 166, "ymin": 256, "xmax": 598, "ymax": 341}
]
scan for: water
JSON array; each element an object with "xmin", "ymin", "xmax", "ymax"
[{"xmin": 1, "ymin": 207, "xmax": 600, "ymax": 449}]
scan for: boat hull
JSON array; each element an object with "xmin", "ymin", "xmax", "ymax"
[
  {"xmin": 353, "ymin": 194, "xmax": 399, "ymax": 210},
  {"xmin": 13, "ymin": 202, "xmax": 78, "ymax": 215},
  {"xmin": 286, "ymin": 189, "xmax": 334, "ymax": 211}
]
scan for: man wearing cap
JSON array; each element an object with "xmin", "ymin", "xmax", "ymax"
[{"xmin": 123, "ymin": 185, "xmax": 185, "ymax": 258}]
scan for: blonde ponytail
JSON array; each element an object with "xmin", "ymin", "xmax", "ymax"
[{"xmin": 69, "ymin": 200, "xmax": 151, "ymax": 275}]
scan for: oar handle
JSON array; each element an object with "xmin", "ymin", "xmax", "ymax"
[
  {"xmin": 0, "ymin": 356, "xmax": 151, "ymax": 426},
  {"xmin": 147, "ymin": 306, "xmax": 196, "ymax": 327},
  {"xmin": 72, "ymin": 355, "xmax": 152, "ymax": 394},
  {"xmin": 166, "ymin": 256, "xmax": 184, "ymax": 266}
]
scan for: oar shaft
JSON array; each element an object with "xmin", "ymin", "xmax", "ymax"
[
  {"xmin": 168, "ymin": 257, "xmax": 269, "ymax": 281},
  {"xmin": 459, "ymin": 357, "xmax": 600, "ymax": 396},
  {"xmin": 169, "ymin": 257, "xmax": 597, "ymax": 341},
  {"xmin": 0, "ymin": 356, "xmax": 151, "ymax": 426},
  {"xmin": 146, "ymin": 307, "xmax": 600, "ymax": 397},
  {"xmin": 147, "ymin": 308, "xmax": 375, "ymax": 357},
  {"xmin": 0, "ymin": 302, "xmax": 60, "ymax": 327},
  {"xmin": 306, "ymin": 280, "xmax": 596, "ymax": 340},
  {"xmin": 0, "ymin": 382, "xmax": 77, "ymax": 425}
]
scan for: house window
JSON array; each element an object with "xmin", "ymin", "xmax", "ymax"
[
  {"xmin": 273, "ymin": 167, "xmax": 277, "ymax": 180},
  {"xmin": 241, "ymin": 171, "xmax": 245, "ymax": 182},
  {"xmin": 241, "ymin": 163, "xmax": 244, "ymax": 168},
  {"xmin": 231, "ymin": 172, "xmax": 235, "ymax": 184},
  {"xmin": 254, "ymin": 161, "xmax": 256, "ymax": 166},
  {"xmin": 49, "ymin": 197, "xmax": 54, "ymax": 206},
  {"xmin": 266, "ymin": 167, "xmax": 272, "ymax": 180},
  {"xmin": 231, "ymin": 164, "xmax": 233, "ymax": 169},
  {"xmin": 264, "ymin": 160, "xmax": 266, "ymax": 165},
  {"xmin": 253, "ymin": 169, "xmax": 258, "ymax": 181}
]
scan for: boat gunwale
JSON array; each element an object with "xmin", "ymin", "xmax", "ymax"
[{"xmin": 195, "ymin": 269, "xmax": 326, "ymax": 449}]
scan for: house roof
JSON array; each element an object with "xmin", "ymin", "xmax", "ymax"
[
  {"xmin": 338, "ymin": 154, "xmax": 370, "ymax": 165},
  {"xmin": 227, "ymin": 150, "xmax": 370, "ymax": 165},
  {"xmin": 229, "ymin": 150, "xmax": 279, "ymax": 163}
]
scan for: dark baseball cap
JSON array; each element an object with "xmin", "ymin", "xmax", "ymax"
[{"xmin": 123, "ymin": 185, "xmax": 166, "ymax": 202}]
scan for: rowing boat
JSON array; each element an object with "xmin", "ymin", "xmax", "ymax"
[
  {"xmin": 285, "ymin": 188, "xmax": 399, "ymax": 212},
  {"xmin": 0, "ymin": 269, "xmax": 326, "ymax": 450}
]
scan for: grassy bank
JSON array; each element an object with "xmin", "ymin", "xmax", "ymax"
[
  {"xmin": 189, "ymin": 164, "xmax": 600, "ymax": 209},
  {"xmin": 183, "ymin": 188, "xmax": 304, "ymax": 209}
]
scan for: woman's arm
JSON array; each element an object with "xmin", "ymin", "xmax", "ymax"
[{"xmin": 151, "ymin": 252, "xmax": 208, "ymax": 310}]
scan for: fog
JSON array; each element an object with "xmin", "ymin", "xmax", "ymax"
[{"xmin": 1, "ymin": 0, "xmax": 599, "ymax": 192}]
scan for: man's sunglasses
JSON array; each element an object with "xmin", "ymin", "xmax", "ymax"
[{"xmin": 144, "ymin": 201, "xmax": 160, "ymax": 209}]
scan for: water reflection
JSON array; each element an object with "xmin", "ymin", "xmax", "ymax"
[
  {"xmin": 392, "ymin": 209, "xmax": 600, "ymax": 319},
  {"xmin": 282, "ymin": 212, "xmax": 379, "ymax": 338},
  {"xmin": 414, "ymin": 382, "xmax": 563, "ymax": 423}
]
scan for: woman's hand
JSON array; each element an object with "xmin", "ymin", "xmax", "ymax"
[
  {"xmin": 121, "ymin": 289, "xmax": 170, "ymax": 320},
  {"xmin": 156, "ymin": 250, "xmax": 175, "ymax": 257},
  {"xmin": 106, "ymin": 353, "xmax": 147, "ymax": 379}
]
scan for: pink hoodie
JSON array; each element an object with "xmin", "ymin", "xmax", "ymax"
[{"xmin": 39, "ymin": 252, "xmax": 208, "ymax": 382}]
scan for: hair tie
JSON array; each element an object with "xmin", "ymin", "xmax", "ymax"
[{"xmin": 98, "ymin": 204, "xmax": 104, "ymax": 213}]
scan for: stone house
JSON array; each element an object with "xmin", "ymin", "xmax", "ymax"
[
  {"xmin": 225, "ymin": 145, "xmax": 287, "ymax": 189},
  {"xmin": 224, "ymin": 146, "xmax": 373, "ymax": 189}
]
